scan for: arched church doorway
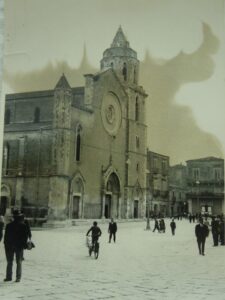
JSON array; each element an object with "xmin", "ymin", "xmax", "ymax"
[
  {"xmin": 105, "ymin": 173, "xmax": 120, "ymax": 219},
  {"xmin": 133, "ymin": 200, "xmax": 139, "ymax": 218},
  {"xmin": 70, "ymin": 177, "xmax": 84, "ymax": 219},
  {"xmin": 0, "ymin": 184, "xmax": 11, "ymax": 216},
  {"xmin": 132, "ymin": 184, "xmax": 144, "ymax": 218}
]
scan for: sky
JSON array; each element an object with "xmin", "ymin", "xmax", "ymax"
[{"xmin": 1, "ymin": 0, "xmax": 225, "ymax": 165}]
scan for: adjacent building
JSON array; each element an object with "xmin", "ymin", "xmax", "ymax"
[
  {"xmin": 1, "ymin": 27, "xmax": 148, "ymax": 220},
  {"xmin": 169, "ymin": 164, "xmax": 187, "ymax": 217},
  {"xmin": 186, "ymin": 157, "xmax": 224, "ymax": 215},
  {"xmin": 146, "ymin": 150, "xmax": 169, "ymax": 216}
]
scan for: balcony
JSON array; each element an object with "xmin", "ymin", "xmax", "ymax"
[{"xmin": 186, "ymin": 191, "xmax": 224, "ymax": 198}]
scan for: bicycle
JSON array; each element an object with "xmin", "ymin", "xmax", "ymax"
[{"xmin": 86, "ymin": 235, "xmax": 99, "ymax": 259}]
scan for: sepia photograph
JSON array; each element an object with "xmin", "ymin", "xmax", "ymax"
[{"xmin": 0, "ymin": 0, "xmax": 224, "ymax": 299}]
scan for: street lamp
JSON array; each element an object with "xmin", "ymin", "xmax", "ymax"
[
  {"xmin": 146, "ymin": 188, "xmax": 152, "ymax": 230},
  {"xmin": 196, "ymin": 180, "xmax": 200, "ymax": 215}
]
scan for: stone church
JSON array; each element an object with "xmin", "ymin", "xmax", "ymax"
[{"xmin": 1, "ymin": 27, "xmax": 148, "ymax": 220}]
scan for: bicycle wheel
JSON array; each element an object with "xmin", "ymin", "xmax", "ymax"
[
  {"xmin": 94, "ymin": 242, "xmax": 99, "ymax": 259},
  {"xmin": 89, "ymin": 246, "xmax": 92, "ymax": 256}
]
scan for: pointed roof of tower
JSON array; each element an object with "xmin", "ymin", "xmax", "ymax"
[
  {"xmin": 79, "ymin": 43, "xmax": 89, "ymax": 69},
  {"xmin": 111, "ymin": 26, "xmax": 129, "ymax": 48},
  {"xmin": 55, "ymin": 73, "xmax": 71, "ymax": 89}
]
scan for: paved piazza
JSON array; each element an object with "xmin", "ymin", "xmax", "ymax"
[{"xmin": 0, "ymin": 219, "xmax": 225, "ymax": 300}]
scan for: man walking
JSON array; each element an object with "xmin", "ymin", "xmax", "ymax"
[
  {"xmin": 211, "ymin": 216, "xmax": 219, "ymax": 246},
  {"xmin": 195, "ymin": 218, "xmax": 209, "ymax": 256},
  {"xmin": 170, "ymin": 218, "xmax": 176, "ymax": 235},
  {"xmin": 4, "ymin": 210, "xmax": 29, "ymax": 282},
  {"xmin": 108, "ymin": 218, "xmax": 117, "ymax": 243},
  {"xmin": 153, "ymin": 218, "xmax": 160, "ymax": 232}
]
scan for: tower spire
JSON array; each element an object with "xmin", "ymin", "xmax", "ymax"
[{"xmin": 111, "ymin": 26, "xmax": 129, "ymax": 48}]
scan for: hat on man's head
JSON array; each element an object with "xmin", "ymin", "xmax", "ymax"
[{"xmin": 12, "ymin": 209, "xmax": 24, "ymax": 218}]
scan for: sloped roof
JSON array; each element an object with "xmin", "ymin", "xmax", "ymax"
[
  {"xmin": 55, "ymin": 73, "xmax": 71, "ymax": 89},
  {"xmin": 111, "ymin": 26, "xmax": 129, "ymax": 48}
]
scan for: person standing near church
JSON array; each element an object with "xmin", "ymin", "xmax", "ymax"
[
  {"xmin": 108, "ymin": 218, "xmax": 117, "ymax": 243},
  {"xmin": 170, "ymin": 218, "xmax": 176, "ymax": 236},
  {"xmin": 195, "ymin": 218, "xmax": 209, "ymax": 256},
  {"xmin": 3, "ymin": 210, "xmax": 29, "ymax": 282},
  {"xmin": 211, "ymin": 216, "xmax": 219, "ymax": 246},
  {"xmin": 0, "ymin": 215, "xmax": 4, "ymax": 242}
]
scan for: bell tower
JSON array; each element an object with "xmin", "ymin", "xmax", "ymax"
[
  {"xmin": 101, "ymin": 27, "xmax": 148, "ymax": 218},
  {"xmin": 100, "ymin": 26, "xmax": 139, "ymax": 85}
]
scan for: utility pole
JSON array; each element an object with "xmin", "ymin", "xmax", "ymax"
[{"xmin": 146, "ymin": 188, "xmax": 151, "ymax": 230}]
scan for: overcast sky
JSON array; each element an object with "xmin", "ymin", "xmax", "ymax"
[{"xmin": 1, "ymin": 0, "xmax": 225, "ymax": 164}]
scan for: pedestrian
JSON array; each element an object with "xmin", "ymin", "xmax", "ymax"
[
  {"xmin": 0, "ymin": 215, "xmax": 4, "ymax": 242},
  {"xmin": 211, "ymin": 216, "xmax": 219, "ymax": 246},
  {"xmin": 153, "ymin": 218, "xmax": 160, "ymax": 232},
  {"xmin": 170, "ymin": 218, "xmax": 176, "ymax": 235},
  {"xmin": 218, "ymin": 217, "xmax": 224, "ymax": 245},
  {"xmin": 193, "ymin": 214, "xmax": 196, "ymax": 223},
  {"xmin": 108, "ymin": 218, "xmax": 117, "ymax": 243},
  {"xmin": 159, "ymin": 218, "xmax": 166, "ymax": 233},
  {"xmin": 189, "ymin": 214, "xmax": 192, "ymax": 223},
  {"xmin": 195, "ymin": 218, "xmax": 209, "ymax": 256},
  {"xmin": 3, "ymin": 210, "xmax": 30, "ymax": 282}
]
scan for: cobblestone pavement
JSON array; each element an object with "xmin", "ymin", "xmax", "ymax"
[{"xmin": 0, "ymin": 220, "xmax": 225, "ymax": 300}]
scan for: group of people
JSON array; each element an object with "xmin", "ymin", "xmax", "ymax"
[
  {"xmin": 0, "ymin": 208, "xmax": 224, "ymax": 283},
  {"xmin": 152, "ymin": 218, "xmax": 166, "ymax": 233},
  {"xmin": 0, "ymin": 210, "xmax": 32, "ymax": 282},
  {"xmin": 152, "ymin": 217, "xmax": 177, "ymax": 235},
  {"xmin": 193, "ymin": 214, "xmax": 224, "ymax": 256}
]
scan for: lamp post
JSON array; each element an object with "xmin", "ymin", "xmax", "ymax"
[
  {"xmin": 146, "ymin": 188, "xmax": 151, "ymax": 230},
  {"xmin": 196, "ymin": 180, "xmax": 200, "ymax": 215}
]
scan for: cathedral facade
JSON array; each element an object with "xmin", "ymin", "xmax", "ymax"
[{"xmin": 1, "ymin": 27, "xmax": 148, "ymax": 220}]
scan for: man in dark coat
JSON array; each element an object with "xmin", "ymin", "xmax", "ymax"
[
  {"xmin": 4, "ymin": 210, "xmax": 29, "ymax": 282},
  {"xmin": 170, "ymin": 218, "xmax": 176, "ymax": 235},
  {"xmin": 195, "ymin": 218, "xmax": 209, "ymax": 256},
  {"xmin": 153, "ymin": 218, "xmax": 160, "ymax": 232},
  {"xmin": 218, "ymin": 217, "xmax": 225, "ymax": 245},
  {"xmin": 0, "ymin": 215, "xmax": 4, "ymax": 242},
  {"xmin": 211, "ymin": 216, "xmax": 219, "ymax": 246},
  {"xmin": 108, "ymin": 218, "xmax": 117, "ymax": 243}
]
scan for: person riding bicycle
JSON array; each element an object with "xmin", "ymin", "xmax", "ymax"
[{"xmin": 86, "ymin": 221, "xmax": 102, "ymax": 248}]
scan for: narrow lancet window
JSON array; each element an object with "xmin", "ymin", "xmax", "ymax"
[{"xmin": 34, "ymin": 107, "xmax": 40, "ymax": 123}]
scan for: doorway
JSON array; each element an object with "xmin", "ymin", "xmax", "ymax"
[
  {"xmin": 134, "ymin": 200, "xmax": 139, "ymax": 218},
  {"xmin": 0, "ymin": 196, "xmax": 8, "ymax": 216},
  {"xmin": 72, "ymin": 196, "xmax": 80, "ymax": 219},
  {"xmin": 105, "ymin": 194, "xmax": 111, "ymax": 219}
]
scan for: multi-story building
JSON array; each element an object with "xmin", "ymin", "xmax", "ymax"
[
  {"xmin": 1, "ymin": 27, "xmax": 148, "ymax": 220},
  {"xmin": 186, "ymin": 157, "xmax": 224, "ymax": 215},
  {"xmin": 169, "ymin": 164, "xmax": 187, "ymax": 217},
  {"xmin": 146, "ymin": 150, "xmax": 169, "ymax": 216}
]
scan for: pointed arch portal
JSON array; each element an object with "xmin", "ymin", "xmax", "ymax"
[
  {"xmin": 103, "ymin": 171, "xmax": 121, "ymax": 219},
  {"xmin": 70, "ymin": 175, "xmax": 85, "ymax": 219}
]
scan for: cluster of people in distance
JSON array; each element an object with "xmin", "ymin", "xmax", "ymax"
[
  {"xmin": 192, "ymin": 213, "xmax": 224, "ymax": 256},
  {"xmin": 211, "ymin": 215, "xmax": 224, "ymax": 246},
  {"xmin": 0, "ymin": 210, "xmax": 32, "ymax": 283},
  {"xmin": 152, "ymin": 218, "xmax": 166, "ymax": 233},
  {"xmin": 1, "ymin": 207, "xmax": 224, "ymax": 283}
]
